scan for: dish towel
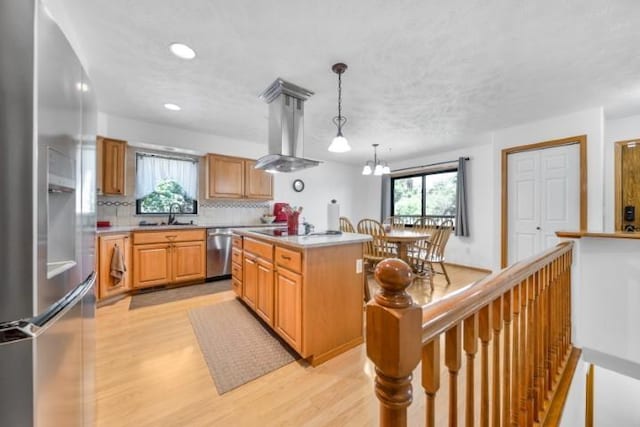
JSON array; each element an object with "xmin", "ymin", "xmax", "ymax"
[{"xmin": 110, "ymin": 244, "xmax": 126, "ymax": 284}]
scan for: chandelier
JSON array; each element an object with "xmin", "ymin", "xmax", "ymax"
[
  {"xmin": 362, "ymin": 144, "xmax": 390, "ymax": 175},
  {"xmin": 328, "ymin": 63, "xmax": 351, "ymax": 153}
]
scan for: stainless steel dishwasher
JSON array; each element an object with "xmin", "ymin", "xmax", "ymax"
[{"xmin": 206, "ymin": 228, "xmax": 233, "ymax": 279}]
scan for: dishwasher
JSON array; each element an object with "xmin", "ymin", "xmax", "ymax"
[{"xmin": 206, "ymin": 228, "xmax": 234, "ymax": 280}]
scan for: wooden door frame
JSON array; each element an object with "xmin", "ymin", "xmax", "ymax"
[
  {"xmin": 501, "ymin": 135, "xmax": 587, "ymax": 268},
  {"xmin": 614, "ymin": 139, "xmax": 640, "ymax": 231}
]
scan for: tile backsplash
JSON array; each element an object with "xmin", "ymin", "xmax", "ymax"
[{"xmin": 97, "ymin": 196, "xmax": 271, "ymax": 226}]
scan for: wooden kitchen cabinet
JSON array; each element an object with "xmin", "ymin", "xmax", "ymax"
[
  {"xmin": 98, "ymin": 233, "xmax": 131, "ymax": 299},
  {"xmin": 206, "ymin": 154, "xmax": 273, "ymax": 200},
  {"xmin": 207, "ymin": 154, "xmax": 245, "ymax": 199},
  {"xmin": 132, "ymin": 243, "xmax": 172, "ymax": 288},
  {"xmin": 172, "ymin": 241, "xmax": 206, "ymax": 283},
  {"xmin": 99, "ymin": 136, "xmax": 127, "ymax": 195},
  {"xmin": 243, "ymin": 253, "xmax": 258, "ymax": 309},
  {"xmin": 274, "ymin": 267, "xmax": 302, "ymax": 351},
  {"xmin": 256, "ymin": 259, "xmax": 275, "ymax": 325},
  {"xmin": 244, "ymin": 160, "xmax": 273, "ymax": 199},
  {"xmin": 132, "ymin": 229, "xmax": 206, "ymax": 288}
]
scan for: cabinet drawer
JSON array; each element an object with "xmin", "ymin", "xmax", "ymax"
[
  {"xmin": 243, "ymin": 238, "xmax": 273, "ymax": 261},
  {"xmin": 133, "ymin": 229, "xmax": 205, "ymax": 245},
  {"xmin": 232, "ymin": 235, "xmax": 243, "ymax": 249},
  {"xmin": 232, "ymin": 247, "xmax": 243, "ymax": 265},
  {"xmin": 231, "ymin": 262, "xmax": 243, "ymax": 281},
  {"xmin": 275, "ymin": 246, "xmax": 302, "ymax": 273}
]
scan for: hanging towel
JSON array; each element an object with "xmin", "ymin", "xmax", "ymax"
[{"xmin": 110, "ymin": 244, "xmax": 126, "ymax": 284}]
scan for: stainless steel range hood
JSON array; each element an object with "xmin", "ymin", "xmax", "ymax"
[{"xmin": 255, "ymin": 79, "xmax": 321, "ymax": 173}]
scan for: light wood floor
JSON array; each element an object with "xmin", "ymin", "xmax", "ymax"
[{"xmin": 95, "ymin": 265, "xmax": 489, "ymax": 427}]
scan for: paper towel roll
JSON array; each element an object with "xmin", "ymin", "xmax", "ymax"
[{"xmin": 327, "ymin": 200, "xmax": 340, "ymax": 231}]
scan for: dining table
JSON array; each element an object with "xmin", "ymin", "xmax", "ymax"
[{"xmin": 381, "ymin": 229, "xmax": 431, "ymax": 265}]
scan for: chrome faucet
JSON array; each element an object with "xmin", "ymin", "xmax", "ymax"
[{"xmin": 168, "ymin": 203, "xmax": 182, "ymax": 225}]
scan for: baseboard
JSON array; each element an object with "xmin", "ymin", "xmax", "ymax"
[
  {"xmin": 444, "ymin": 262, "xmax": 492, "ymax": 274},
  {"xmin": 307, "ymin": 336, "xmax": 364, "ymax": 367}
]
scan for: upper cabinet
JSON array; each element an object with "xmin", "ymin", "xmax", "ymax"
[
  {"xmin": 98, "ymin": 136, "xmax": 127, "ymax": 196},
  {"xmin": 206, "ymin": 154, "xmax": 273, "ymax": 200},
  {"xmin": 244, "ymin": 160, "xmax": 273, "ymax": 199}
]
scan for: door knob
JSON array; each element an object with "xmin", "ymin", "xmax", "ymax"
[{"xmin": 536, "ymin": 226, "xmax": 541, "ymax": 230}]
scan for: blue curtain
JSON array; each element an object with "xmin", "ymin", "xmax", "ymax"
[{"xmin": 455, "ymin": 157, "xmax": 469, "ymax": 237}]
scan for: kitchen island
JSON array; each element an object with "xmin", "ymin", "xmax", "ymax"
[{"xmin": 232, "ymin": 229, "xmax": 372, "ymax": 366}]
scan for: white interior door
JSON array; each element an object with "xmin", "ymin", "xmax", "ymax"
[{"xmin": 508, "ymin": 144, "xmax": 580, "ymax": 264}]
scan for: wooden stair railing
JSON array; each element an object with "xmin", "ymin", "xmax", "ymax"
[{"xmin": 366, "ymin": 241, "xmax": 575, "ymax": 427}]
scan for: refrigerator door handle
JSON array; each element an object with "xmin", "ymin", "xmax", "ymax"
[{"xmin": 0, "ymin": 272, "xmax": 95, "ymax": 345}]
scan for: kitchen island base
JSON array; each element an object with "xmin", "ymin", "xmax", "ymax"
[{"xmin": 232, "ymin": 230, "xmax": 371, "ymax": 366}]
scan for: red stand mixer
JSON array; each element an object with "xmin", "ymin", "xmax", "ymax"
[{"xmin": 273, "ymin": 202, "xmax": 290, "ymax": 223}]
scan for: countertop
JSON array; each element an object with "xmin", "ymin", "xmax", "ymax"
[
  {"xmin": 96, "ymin": 222, "xmax": 287, "ymax": 235},
  {"xmin": 233, "ymin": 228, "xmax": 372, "ymax": 249}
]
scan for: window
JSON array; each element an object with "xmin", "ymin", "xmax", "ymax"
[
  {"xmin": 135, "ymin": 153, "xmax": 198, "ymax": 215},
  {"xmin": 391, "ymin": 169, "xmax": 457, "ymax": 219}
]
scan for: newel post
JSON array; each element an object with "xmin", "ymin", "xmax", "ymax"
[{"xmin": 366, "ymin": 259, "xmax": 422, "ymax": 427}]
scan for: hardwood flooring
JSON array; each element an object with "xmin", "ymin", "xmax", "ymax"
[{"xmin": 95, "ymin": 265, "xmax": 488, "ymax": 427}]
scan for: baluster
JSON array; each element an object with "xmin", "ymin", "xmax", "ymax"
[
  {"xmin": 534, "ymin": 269, "xmax": 545, "ymax": 420},
  {"xmin": 518, "ymin": 280, "xmax": 528, "ymax": 427},
  {"xmin": 446, "ymin": 324, "xmax": 462, "ymax": 427},
  {"xmin": 546, "ymin": 263, "xmax": 554, "ymax": 395},
  {"xmin": 423, "ymin": 338, "xmax": 441, "ymax": 427},
  {"xmin": 366, "ymin": 259, "xmax": 422, "ymax": 427},
  {"xmin": 510, "ymin": 283, "xmax": 521, "ymax": 426},
  {"xmin": 491, "ymin": 296, "xmax": 503, "ymax": 427},
  {"xmin": 463, "ymin": 314, "xmax": 478, "ymax": 427},
  {"xmin": 502, "ymin": 290, "xmax": 512, "ymax": 427},
  {"xmin": 526, "ymin": 275, "xmax": 536, "ymax": 426},
  {"xmin": 566, "ymin": 251, "xmax": 573, "ymax": 355},
  {"xmin": 479, "ymin": 304, "xmax": 492, "ymax": 427}
]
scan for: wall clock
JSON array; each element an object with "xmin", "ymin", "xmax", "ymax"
[{"xmin": 292, "ymin": 179, "xmax": 305, "ymax": 192}]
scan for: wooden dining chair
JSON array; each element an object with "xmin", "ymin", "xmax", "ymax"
[
  {"xmin": 427, "ymin": 220, "xmax": 454, "ymax": 285},
  {"xmin": 339, "ymin": 216, "xmax": 356, "ymax": 233},
  {"xmin": 357, "ymin": 219, "xmax": 396, "ymax": 268},
  {"xmin": 383, "ymin": 216, "xmax": 406, "ymax": 230}
]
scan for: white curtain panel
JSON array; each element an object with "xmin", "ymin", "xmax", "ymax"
[{"xmin": 135, "ymin": 155, "xmax": 198, "ymax": 199}]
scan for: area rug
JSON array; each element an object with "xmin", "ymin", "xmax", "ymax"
[
  {"xmin": 129, "ymin": 280, "xmax": 231, "ymax": 310},
  {"xmin": 188, "ymin": 299, "xmax": 299, "ymax": 394}
]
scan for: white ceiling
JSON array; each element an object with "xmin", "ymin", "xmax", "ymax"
[{"xmin": 46, "ymin": 0, "xmax": 640, "ymax": 163}]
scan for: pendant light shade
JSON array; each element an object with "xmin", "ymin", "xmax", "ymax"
[
  {"xmin": 362, "ymin": 144, "xmax": 390, "ymax": 176},
  {"xmin": 329, "ymin": 134, "xmax": 351, "ymax": 153},
  {"xmin": 329, "ymin": 63, "xmax": 351, "ymax": 153}
]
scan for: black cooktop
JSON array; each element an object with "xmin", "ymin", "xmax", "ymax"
[{"xmin": 251, "ymin": 229, "xmax": 342, "ymax": 237}]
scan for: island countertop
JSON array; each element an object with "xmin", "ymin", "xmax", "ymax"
[{"xmin": 233, "ymin": 228, "xmax": 372, "ymax": 249}]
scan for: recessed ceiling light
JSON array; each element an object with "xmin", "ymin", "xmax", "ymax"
[
  {"xmin": 169, "ymin": 43, "xmax": 196, "ymax": 60},
  {"xmin": 164, "ymin": 103, "xmax": 181, "ymax": 111}
]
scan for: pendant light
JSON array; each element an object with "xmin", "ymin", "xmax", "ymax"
[
  {"xmin": 328, "ymin": 63, "xmax": 351, "ymax": 153},
  {"xmin": 362, "ymin": 144, "xmax": 390, "ymax": 176}
]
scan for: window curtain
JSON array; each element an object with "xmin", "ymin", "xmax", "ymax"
[
  {"xmin": 455, "ymin": 157, "xmax": 469, "ymax": 237},
  {"xmin": 381, "ymin": 175, "xmax": 391, "ymax": 222},
  {"xmin": 135, "ymin": 155, "xmax": 198, "ymax": 199}
]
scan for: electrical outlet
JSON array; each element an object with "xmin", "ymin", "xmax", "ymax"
[{"xmin": 356, "ymin": 259, "xmax": 363, "ymax": 274}]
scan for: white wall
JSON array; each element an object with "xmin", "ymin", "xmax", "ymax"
[
  {"xmin": 603, "ymin": 113, "xmax": 640, "ymax": 232},
  {"xmin": 273, "ymin": 165, "xmax": 380, "ymax": 230},
  {"xmin": 390, "ymin": 141, "xmax": 494, "ymax": 270},
  {"xmin": 97, "ymin": 112, "xmax": 380, "ymax": 227},
  {"xmin": 491, "ymin": 108, "xmax": 605, "ymax": 269}
]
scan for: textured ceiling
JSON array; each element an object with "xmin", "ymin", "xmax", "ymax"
[{"xmin": 45, "ymin": 0, "xmax": 640, "ymax": 163}]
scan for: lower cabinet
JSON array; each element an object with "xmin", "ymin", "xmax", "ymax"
[
  {"xmin": 98, "ymin": 233, "xmax": 131, "ymax": 299},
  {"xmin": 274, "ymin": 267, "xmax": 302, "ymax": 351},
  {"xmin": 243, "ymin": 253, "xmax": 258, "ymax": 308},
  {"xmin": 172, "ymin": 241, "xmax": 206, "ymax": 283},
  {"xmin": 255, "ymin": 259, "xmax": 274, "ymax": 325},
  {"xmin": 132, "ymin": 230, "xmax": 206, "ymax": 288},
  {"xmin": 132, "ymin": 243, "xmax": 172, "ymax": 288}
]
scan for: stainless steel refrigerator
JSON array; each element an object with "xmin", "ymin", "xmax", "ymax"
[{"xmin": 0, "ymin": 0, "xmax": 97, "ymax": 425}]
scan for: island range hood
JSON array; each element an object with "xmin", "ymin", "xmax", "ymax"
[{"xmin": 254, "ymin": 79, "xmax": 321, "ymax": 173}]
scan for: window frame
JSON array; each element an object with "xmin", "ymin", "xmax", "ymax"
[
  {"xmin": 390, "ymin": 167, "xmax": 458, "ymax": 218},
  {"xmin": 134, "ymin": 151, "xmax": 200, "ymax": 215}
]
